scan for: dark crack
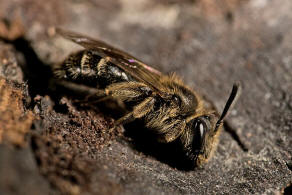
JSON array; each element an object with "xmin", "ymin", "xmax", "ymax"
[
  {"xmin": 284, "ymin": 183, "xmax": 292, "ymax": 195},
  {"xmin": 0, "ymin": 36, "xmax": 53, "ymax": 103},
  {"xmin": 286, "ymin": 160, "xmax": 292, "ymax": 172},
  {"xmin": 224, "ymin": 121, "xmax": 248, "ymax": 152}
]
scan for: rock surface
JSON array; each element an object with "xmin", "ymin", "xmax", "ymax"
[{"xmin": 0, "ymin": 0, "xmax": 291, "ymax": 194}]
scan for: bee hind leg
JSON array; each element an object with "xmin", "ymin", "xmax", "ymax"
[
  {"xmin": 109, "ymin": 97, "xmax": 155, "ymax": 132},
  {"xmin": 55, "ymin": 80, "xmax": 106, "ymax": 98}
]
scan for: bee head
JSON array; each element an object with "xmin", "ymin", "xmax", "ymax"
[{"xmin": 182, "ymin": 83, "xmax": 241, "ymax": 167}]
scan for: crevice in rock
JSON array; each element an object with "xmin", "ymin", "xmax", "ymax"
[
  {"xmin": 284, "ymin": 183, "xmax": 292, "ymax": 195},
  {"xmin": 286, "ymin": 160, "xmax": 292, "ymax": 172},
  {"xmin": 224, "ymin": 121, "xmax": 248, "ymax": 152},
  {"xmin": 0, "ymin": 36, "xmax": 55, "ymax": 107}
]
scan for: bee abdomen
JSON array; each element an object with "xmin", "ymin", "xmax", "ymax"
[
  {"xmin": 97, "ymin": 57, "xmax": 134, "ymax": 86},
  {"xmin": 54, "ymin": 50, "xmax": 99, "ymax": 81},
  {"xmin": 55, "ymin": 50, "xmax": 135, "ymax": 87}
]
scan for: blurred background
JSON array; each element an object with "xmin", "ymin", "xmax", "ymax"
[{"xmin": 0, "ymin": 0, "xmax": 291, "ymax": 194}]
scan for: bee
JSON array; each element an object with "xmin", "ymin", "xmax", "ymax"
[{"xmin": 53, "ymin": 29, "xmax": 240, "ymax": 167}]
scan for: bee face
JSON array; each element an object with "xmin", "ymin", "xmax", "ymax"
[
  {"xmin": 182, "ymin": 83, "xmax": 240, "ymax": 166},
  {"xmin": 182, "ymin": 113, "xmax": 220, "ymax": 166}
]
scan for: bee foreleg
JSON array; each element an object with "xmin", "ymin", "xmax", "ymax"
[
  {"xmin": 109, "ymin": 97, "xmax": 155, "ymax": 132},
  {"xmin": 154, "ymin": 118, "xmax": 186, "ymax": 143},
  {"xmin": 109, "ymin": 112, "xmax": 134, "ymax": 132},
  {"xmin": 133, "ymin": 97, "xmax": 155, "ymax": 118}
]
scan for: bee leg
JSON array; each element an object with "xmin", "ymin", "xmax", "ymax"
[
  {"xmin": 106, "ymin": 82, "xmax": 151, "ymax": 101},
  {"xmin": 157, "ymin": 120, "xmax": 186, "ymax": 143},
  {"xmin": 132, "ymin": 97, "xmax": 155, "ymax": 118},
  {"xmin": 148, "ymin": 115, "xmax": 186, "ymax": 143},
  {"xmin": 56, "ymin": 80, "xmax": 106, "ymax": 97},
  {"xmin": 109, "ymin": 112, "xmax": 134, "ymax": 132},
  {"xmin": 89, "ymin": 96, "xmax": 112, "ymax": 103},
  {"xmin": 109, "ymin": 97, "xmax": 155, "ymax": 132}
]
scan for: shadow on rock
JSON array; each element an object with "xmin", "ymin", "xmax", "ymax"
[{"xmin": 124, "ymin": 120, "xmax": 196, "ymax": 171}]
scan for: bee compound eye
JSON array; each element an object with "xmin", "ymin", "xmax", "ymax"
[
  {"xmin": 194, "ymin": 120, "xmax": 206, "ymax": 138},
  {"xmin": 191, "ymin": 120, "xmax": 206, "ymax": 152},
  {"xmin": 199, "ymin": 122, "xmax": 204, "ymax": 137}
]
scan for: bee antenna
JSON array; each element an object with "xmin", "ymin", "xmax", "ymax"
[{"xmin": 215, "ymin": 82, "xmax": 241, "ymax": 131}]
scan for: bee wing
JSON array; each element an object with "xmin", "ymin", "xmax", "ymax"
[{"xmin": 56, "ymin": 28, "xmax": 167, "ymax": 97}]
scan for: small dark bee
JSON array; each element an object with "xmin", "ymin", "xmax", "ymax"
[{"xmin": 54, "ymin": 29, "xmax": 240, "ymax": 167}]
